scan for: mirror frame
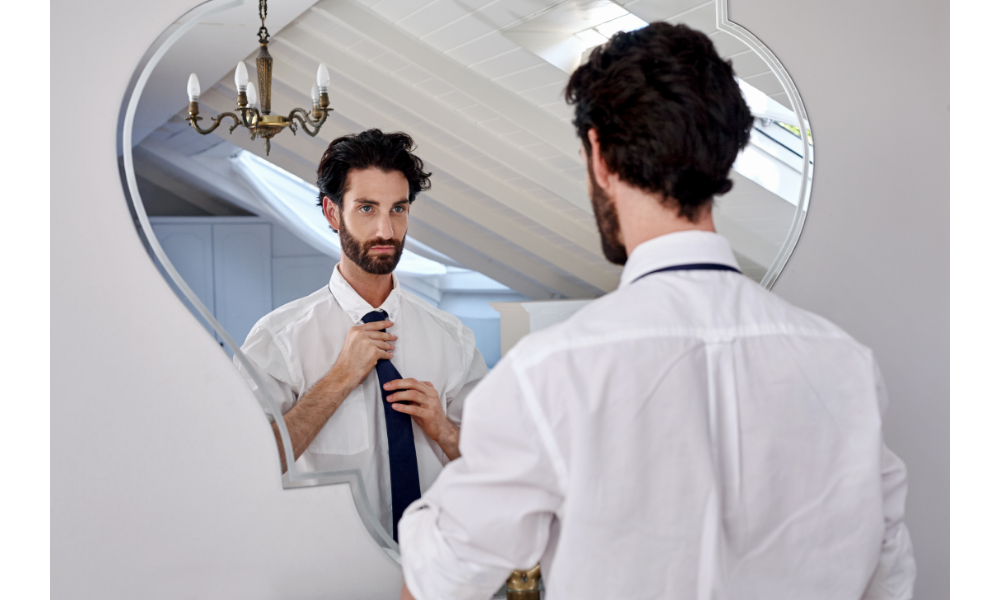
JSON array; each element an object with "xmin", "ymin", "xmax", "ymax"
[
  {"xmin": 116, "ymin": 0, "xmax": 813, "ymax": 564},
  {"xmin": 715, "ymin": 1, "xmax": 814, "ymax": 287}
]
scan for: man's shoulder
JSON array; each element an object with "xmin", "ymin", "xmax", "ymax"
[
  {"xmin": 246, "ymin": 286, "xmax": 333, "ymax": 343},
  {"xmin": 508, "ymin": 276, "xmax": 868, "ymax": 365},
  {"xmin": 399, "ymin": 289, "xmax": 471, "ymax": 342}
]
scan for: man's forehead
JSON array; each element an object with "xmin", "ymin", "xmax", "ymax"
[{"xmin": 345, "ymin": 167, "xmax": 406, "ymax": 188}]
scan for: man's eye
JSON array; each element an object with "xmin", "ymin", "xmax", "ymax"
[
  {"xmin": 392, "ymin": 206, "xmax": 406, "ymax": 213},
  {"xmin": 360, "ymin": 206, "xmax": 372, "ymax": 213}
]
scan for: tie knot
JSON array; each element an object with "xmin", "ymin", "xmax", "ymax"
[{"xmin": 361, "ymin": 309, "xmax": 388, "ymax": 325}]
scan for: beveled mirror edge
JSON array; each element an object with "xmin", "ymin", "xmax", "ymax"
[
  {"xmin": 715, "ymin": 0, "xmax": 814, "ymax": 289},
  {"xmin": 115, "ymin": 0, "xmax": 402, "ymax": 561}
]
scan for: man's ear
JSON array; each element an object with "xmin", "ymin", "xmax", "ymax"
[
  {"xmin": 322, "ymin": 196, "xmax": 340, "ymax": 233},
  {"xmin": 587, "ymin": 129, "xmax": 611, "ymax": 191}
]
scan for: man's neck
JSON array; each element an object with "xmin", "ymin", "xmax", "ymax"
[
  {"xmin": 338, "ymin": 259, "xmax": 394, "ymax": 308},
  {"xmin": 613, "ymin": 180, "xmax": 716, "ymax": 256}
]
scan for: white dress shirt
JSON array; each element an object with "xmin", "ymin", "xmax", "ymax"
[
  {"xmin": 400, "ymin": 231, "xmax": 915, "ymax": 600},
  {"xmin": 236, "ymin": 266, "xmax": 489, "ymax": 535}
]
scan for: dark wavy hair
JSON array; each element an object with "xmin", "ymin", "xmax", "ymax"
[
  {"xmin": 316, "ymin": 129, "xmax": 431, "ymax": 208},
  {"xmin": 565, "ymin": 22, "xmax": 753, "ymax": 221}
]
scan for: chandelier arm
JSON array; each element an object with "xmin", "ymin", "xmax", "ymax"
[
  {"xmin": 238, "ymin": 107, "xmax": 260, "ymax": 129},
  {"xmin": 287, "ymin": 108, "xmax": 329, "ymax": 137},
  {"xmin": 187, "ymin": 111, "xmax": 243, "ymax": 135}
]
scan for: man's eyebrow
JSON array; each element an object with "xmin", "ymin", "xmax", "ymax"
[{"xmin": 350, "ymin": 198, "xmax": 409, "ymax": 206}]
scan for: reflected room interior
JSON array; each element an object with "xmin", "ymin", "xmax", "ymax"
[{"xmin": 122, "ymin": 0, "xmax": 812, "ymax": 570}]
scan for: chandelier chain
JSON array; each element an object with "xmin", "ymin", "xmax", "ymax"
[{"xmin": 257, "ymin": 0, "xmax": 270, "ymax": 44}]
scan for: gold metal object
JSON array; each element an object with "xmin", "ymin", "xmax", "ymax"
[
  {"xmin": 256, "ymin": 44, "xmax": 273, "ymax": 115},
  {"xmin": 184, "ymin": 0, "xmax": 331, "ymax": 155},
  {"xmin": 506, "ymin": 564, "xmax": 542, "ymax": 600}
]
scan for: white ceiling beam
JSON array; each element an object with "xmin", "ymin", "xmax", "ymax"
[
  {"xmin": 311, "ymin": 0, "xmax": 581, "ymax": 159},
  {"xmin": 404, "ymin": 222, "xmax": 556, "ymax": 301},
  {"xmin": 134, "ymin": 138, "xmax": 259, "ymax": 214},
  {"xmin": 133, "ymin": 146, "xmax": 250, "ymax": 216},
  {"xmin": 407, "ymin": 211, "xmax": 599, "ymax": 300},
  {"xmin": 274, "ymin": 25, "xmax": 590, "ymax": 213},
  {"xmin": 423, "ymin": 181, "xmax": 619, "ymax": 292}
]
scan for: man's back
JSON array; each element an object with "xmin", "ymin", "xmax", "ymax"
[{"xmin": 401, "ymin": 232, "xmax": 914, "ymax": 600}]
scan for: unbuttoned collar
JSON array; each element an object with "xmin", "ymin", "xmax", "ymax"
[
  {"xmin": 619, "ymin": 231, "xmax": 741, "ymax": 287},
  {"xmin": 328, "ymin": 264, "xmax": 402, "ymax": 324}
]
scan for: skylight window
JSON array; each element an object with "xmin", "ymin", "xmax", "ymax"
[
  {"xmin": 502, "ymin": 0, "xmax": 648, "ymax": 74},
  {"xmin": 593, "ymin": 13, "xmax": 648, "ymax": 39}
]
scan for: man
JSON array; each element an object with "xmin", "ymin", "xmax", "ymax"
[
  {"xmin": 236, "ymin": 129, "xmax": 488, "ymax": 541},
  {"xmin": 399, "ymin": 22, "xmax": 915, "ymax": 600}
]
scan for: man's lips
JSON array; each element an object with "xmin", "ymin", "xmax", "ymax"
[{"xmin": 369, "ymin": 246, "xmax": 396, "ymax": 253}]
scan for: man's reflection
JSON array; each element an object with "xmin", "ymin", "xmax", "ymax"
[{"xmin": 235, "ymin": 129, "xmax": 488, "ymax": 540}]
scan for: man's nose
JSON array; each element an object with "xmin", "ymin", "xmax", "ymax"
[{"xmin": 375, "ymin": 212, "xmax": 394, "ymax": 239}]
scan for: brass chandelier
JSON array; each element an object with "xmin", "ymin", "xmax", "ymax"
[{"xmin": 184, "ymin": 0, "xmax": 331, "ymax": 155}]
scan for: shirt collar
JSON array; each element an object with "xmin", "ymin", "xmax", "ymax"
[
  {"xmin": 619, "ymin": 231, "xmax": 741, "ymax": 287},
  {"xmin": 328, "ymin": 265, "xmax": 402, "ymax": 324}
]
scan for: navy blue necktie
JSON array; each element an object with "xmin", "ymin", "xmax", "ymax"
[
  {"xmin": 361, "ymin": 310, "xmax": 421, "ymax": 542},
  {"xmin": 635, "ymin": 263, "xmax": 741, "ymax": 282}
]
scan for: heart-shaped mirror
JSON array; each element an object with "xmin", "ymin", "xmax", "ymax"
[{"xmin": 118, "ymin": 0, "xmax": 813, "ymax": 562}]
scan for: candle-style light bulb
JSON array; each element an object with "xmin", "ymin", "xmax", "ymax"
[
  {"xmin": 311, "ymin": 82, "xmax": 320, "ymax": 105},
  {"xmin": 246, "ymin": 82, "xmax": 258, "ymax": 108},
  {"xmin": 316, "ymin": 63, "xmax": 330, "ymax": 91},
  {"xmin": 187, "ymin": 73, "xmax": 201, "ymax": 101},
  {"xmin": 235, "ymin": 61, "xmax": 249, "ymax": 91}
]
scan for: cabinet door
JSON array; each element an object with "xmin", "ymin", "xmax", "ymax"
[
  {"xmin": 212, "ymin": 223, "xmax": 272, "ymax": 349},
  {"xmin": 150, "ymin": 223, "xmax": 216, "ymax": 339}
]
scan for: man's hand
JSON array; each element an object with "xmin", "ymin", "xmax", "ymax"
[
  {"xmin": 273, "ymin": 319, "xmax": 396, "ymax": 473},
  {"xmin": 331, "ymin": 319, "xmax": 397, "ymax": 390},
  {"xmin": 384, "ymin": 378, "xmax": 461, "ymax": 460}
]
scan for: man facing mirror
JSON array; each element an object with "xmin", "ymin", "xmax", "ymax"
[
  {"xmin": 398, "ymin": 22, "xmax": 915, "ymax": 600},
  {"xmin": 235, "ymin": 129, "xmax": 488, "ymax": 542}
]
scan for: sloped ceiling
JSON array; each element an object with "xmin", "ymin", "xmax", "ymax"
[{"xmin": 136, "ymin": 0, "xmax": 796, "ymax": 299}]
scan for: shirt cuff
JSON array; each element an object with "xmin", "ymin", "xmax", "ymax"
[{"xmin": 399, "ymin": 500, "xmax": 507, "ymax": 600}]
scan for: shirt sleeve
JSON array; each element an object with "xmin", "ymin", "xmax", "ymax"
[
  {"xmin": 398, "ymin": 354, "xmax": 565, "ymax": 600},
  {"xmin": 443, "ymin": 323, "xmax": 490, "ymax": 427},
  {"xmin": 233, "ymin": 323, "xmax": 299, "ymax": 420},
  {"xmin": 862, "ymin": 361, "xmax": 917, "ymax": 600}
]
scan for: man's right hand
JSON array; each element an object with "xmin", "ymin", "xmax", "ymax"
[
  {"xmin": 331, "ymin": 319, "xmax": 397, "ymax": 390},
  {"xmin": 273, "ymin": 319, "xmax": 396, "ymax": 473}
]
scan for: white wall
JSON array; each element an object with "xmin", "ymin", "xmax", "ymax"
[
  {"xmin": 51, "ymin": 1, "xmax": 402, "ymax": 598},
  {"xmin": 51, "ymin": 1, "xmax": 948, "ymax": 599},
  {"xmin": 732, "ymin": 1, "xmax": 949, "ymax": 598}
]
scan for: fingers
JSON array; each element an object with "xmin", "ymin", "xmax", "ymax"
[
  {"xmin": 361, "ymin": 330, "xmax": 397, "ymax": 342},
  {"xmin": 384, "ymin": 388, "xmax": 425, "ymax": 405},
  {"xmin": 383, "ymin": 377, "xmax": 436, "ymax": 393},
  {"xmin": 389, "ymin": 402, "xmax": 422, "ymax": 416},
  {"xmin": 357, "ymin": 320, "xmax": 393, "ymax": 331}
]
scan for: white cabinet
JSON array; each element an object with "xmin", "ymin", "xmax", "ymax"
[
  {"xmin": 212, "ymin": 223, "xmax": 272, "ymax": 347},
  {"xmin": 151, "ymin": 217, "xmax": 339, "ymax": 350},
  {"xmin": 152, "ymin": 223, "xmax": 216, "ymax": 336}
]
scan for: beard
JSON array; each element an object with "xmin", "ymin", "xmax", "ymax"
[
  {"xmin": 338, "ymin": 214, "xmax": 405, "ymax": 275},
  {"xmin": 587, "ymin": 160, "xmax": 628, "ymax": 266}
]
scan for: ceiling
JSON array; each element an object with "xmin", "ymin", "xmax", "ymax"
[{"xmin": 134, "ymin": 0, "xmax": 800, "ymax": 299}]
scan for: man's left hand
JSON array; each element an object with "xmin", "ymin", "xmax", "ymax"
[{"xmin": 384, "ymin": 378, "xmax": 460, "ymax": 460}]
